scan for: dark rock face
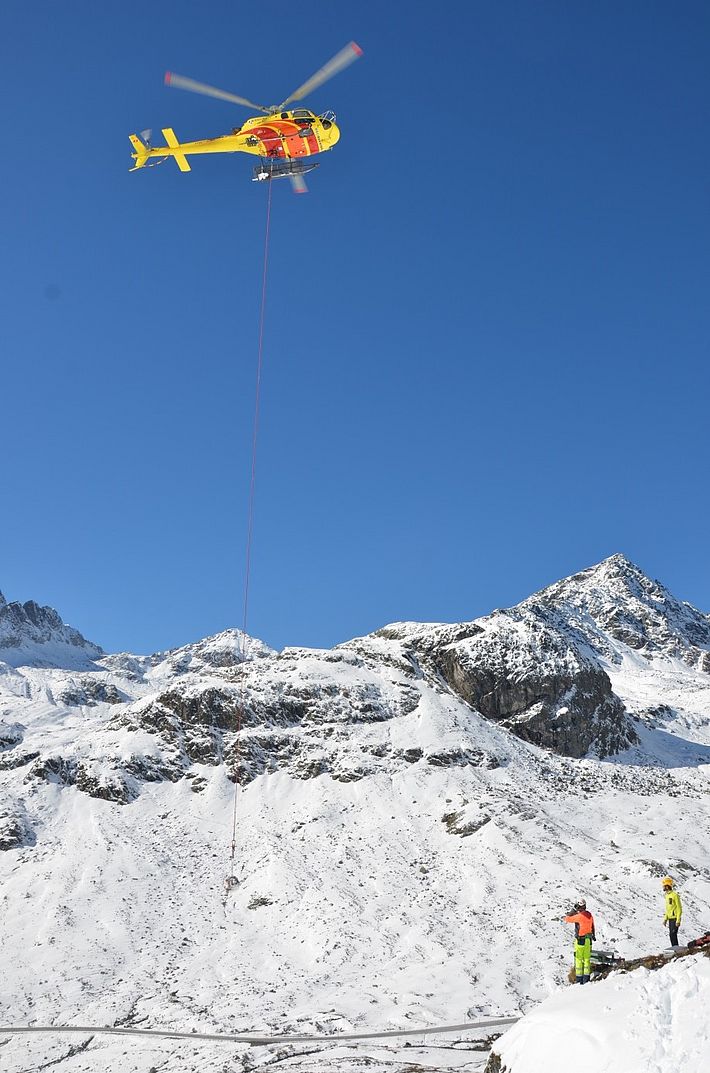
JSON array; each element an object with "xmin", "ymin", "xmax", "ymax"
[
  {"xmin": 425, "ymin": 747, "xmax": 500, "ymax": 769},
  {"xmin": 439, "ymin": 635, "xmax": 632, "ymax": 759},
  {"xmin": 0, "ymin": 600, "xmax": 64, "ymax": 645}
]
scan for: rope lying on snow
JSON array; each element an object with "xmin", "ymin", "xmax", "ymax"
[{"xmin": 0, "ymin": 1017, "xmax": 519, "ymax": 1047}]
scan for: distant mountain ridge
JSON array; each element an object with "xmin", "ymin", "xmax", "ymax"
[
  {"xmin": 1, "ymin": 555, "xmax": 708, "ymax": 764},
  {"xmin": 1, "ymin": 554, "xmax": 709, "ymax": 813}
]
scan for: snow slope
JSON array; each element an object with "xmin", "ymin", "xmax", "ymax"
[
  {"xmin": 1, "ymin": 554, "xmax": 709, "ymax": 1072},
  {"xmin": 492, "ymin": 952, "xmax": 710, "ymax": 1072}
]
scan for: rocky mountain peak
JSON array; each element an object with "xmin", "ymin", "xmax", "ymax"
[
  {"xmin": 524, "ymin": 554, "xmax": 710, "ymax": 667},
  {"xmin": 147, "ymin": 627, "xmax": 276, "ymax": 677},
  {"xmin": 0, "ymin": 590, "xmax": 103, "ymax": 669},
  {"xmin": 548, "ymin": 553, "xmax": 666, "ymax": 601}
]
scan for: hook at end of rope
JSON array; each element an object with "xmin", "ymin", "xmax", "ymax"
[{"xmin": 225, "ymin": 874, "xmax": 240, "ymax": 894}]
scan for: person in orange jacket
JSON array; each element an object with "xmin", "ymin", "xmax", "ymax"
[{"xmin": 564, "ymin": 899, "xmax": 596, "ymax": 984}]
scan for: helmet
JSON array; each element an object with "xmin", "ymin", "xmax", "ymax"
[
  {"xmin": 575, "ymin": 899, "xmax": 587, "ymax": 910},
  {"xmin": 662, "ymin": 876, "xmax": 674, "ymax": 888}
]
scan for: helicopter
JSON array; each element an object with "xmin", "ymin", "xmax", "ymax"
[{"xmin": 129, "ymin": 41, "xmax": 362, "ymax": 193}]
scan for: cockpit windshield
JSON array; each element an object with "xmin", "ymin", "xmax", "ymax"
[{"xmin": 320, "ymin": 110, "xmax": 336, "ymax": 124}]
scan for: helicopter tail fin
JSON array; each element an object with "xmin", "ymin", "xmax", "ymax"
[
  {"xmin": 161, "ymin": 128, "xmax": 192, "ymax": 172},
  {"xmin": 128, "ymin": 133, "xmax": 150, "ymax": 171}
]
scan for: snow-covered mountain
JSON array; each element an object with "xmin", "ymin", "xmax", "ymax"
[
  {"xmin": 1, "ymin": 554, "xmax": 709, "ymax": 1072},
  {"xmin": 0, "ymin": 590, "xmax": 103, "ymax": 669}
]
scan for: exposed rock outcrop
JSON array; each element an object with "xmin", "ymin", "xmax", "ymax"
[{"xmin": 59, "ymin": 678, "xmax": 125, "ymax": 706}]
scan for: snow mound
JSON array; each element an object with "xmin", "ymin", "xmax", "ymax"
[{"xmin": 492, "ymin": 952, "xmax": 710, "ymax": 1073}]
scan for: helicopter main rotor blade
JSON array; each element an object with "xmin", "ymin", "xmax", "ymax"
[
  {"xmin": 276, "ymin": 41, "xmax": 363, "ymax": 110},
  {"xmin": 164, "ymin": 72, "xmax": 271, "ymax": 113}
]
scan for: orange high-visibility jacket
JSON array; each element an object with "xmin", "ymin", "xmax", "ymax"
[{"xmin": 564, "ymin": 909, "xmax": 595, "ymax": 939}]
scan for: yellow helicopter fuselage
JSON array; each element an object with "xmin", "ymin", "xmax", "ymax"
[{"xmin": 130, "ymin": 109, "xmax": 340, "ymax": 172}]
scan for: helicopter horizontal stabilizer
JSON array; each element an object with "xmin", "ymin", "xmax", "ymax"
[{"xmin": 161, "ymin": 128, "xmax": 191, "ymax": 172}]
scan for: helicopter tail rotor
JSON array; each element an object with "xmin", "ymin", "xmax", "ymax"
[{"xmin": 128, "ymin": 132, "xmax": 151, "ymax": 170}]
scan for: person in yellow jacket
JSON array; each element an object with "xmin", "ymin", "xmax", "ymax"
[
  {"xmin": 662, "ymin": 876, "xmax": 682, "ymax": 947},
  {"xmin": 564, "ymin": 899, "xmax": 596, "ymax": 984}
]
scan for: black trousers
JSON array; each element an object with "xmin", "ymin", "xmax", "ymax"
[{"xmin": 668, "ymin": 920, "xmax": 679, "ymax": 946}]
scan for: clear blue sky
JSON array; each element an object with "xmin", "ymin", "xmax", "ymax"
[{"xmin": 2, "ymin": 1, "xmax": 709, "ymax": 654}]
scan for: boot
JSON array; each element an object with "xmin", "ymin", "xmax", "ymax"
[
  {"xmin": 582, "ymin": 975, "xmax": 591, "ymax": 984},
  {"xmin": 578, "ymin": 976, "xmax": 585, "ymax": 984}
]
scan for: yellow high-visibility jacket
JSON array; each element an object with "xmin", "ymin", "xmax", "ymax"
[{"xmin": 664, "ymin": 890, "xmax": 682, "ymax": 923}]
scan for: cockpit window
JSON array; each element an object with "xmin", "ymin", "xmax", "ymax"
[{"xmin": 292, "ymin": 109, "xmax": 314, "ymax": 118}]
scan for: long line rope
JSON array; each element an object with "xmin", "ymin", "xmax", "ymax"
[{"xmin": 228, "ymin": 178, "xmax": 273, "ymax": 882}]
